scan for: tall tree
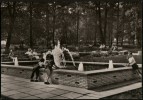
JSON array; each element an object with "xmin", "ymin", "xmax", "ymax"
[
  {"xmin": 116, "ymin": 1, "xmax": 120, "ymax": 47},
  {"xmin": 29, "ymin": 2, "xmax": 33, "ymax": 48},
  {"xmin": 45, "ymin": 4, "xmax": 50, "ymax": 47},
  {"xmin": 76, "ymin": 3, "xmax": 80, "ymax": 47},
  {"xmin": 94, "ymin": 6, "xmax": 98, "ymax": 45},
  {"xmin": 52, "ymin": 2, "xmax": 56, "ymax": 46},
  {"xmin": 96, "ymin": 1, "xmax": 105, "ymax": 44},
  {"xmin": 5, "ymin": 2, "xmax": 16, "ymax": 52},
  {"xmin": 103, "ymin": 1, "xmax": 108, "ymax": 45},
  {"xmin": 121, "ymin": 2, "xmax": 125, "ymax": 46}
]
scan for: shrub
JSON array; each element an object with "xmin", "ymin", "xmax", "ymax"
[
  {"xmin": 91, "ymin": 51, "xmax": 101, "ymax": 57},
  {"xmin": 101, "ymin": 52, "xmax": 109, "ymax": 57},
  {"xmin": 79, "ymin": 55, "xmax": 142, "ymax": 64}
]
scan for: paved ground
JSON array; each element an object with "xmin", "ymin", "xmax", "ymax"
[
  {"xmin": 1, "ymin": 74, "xmax": 100, "ymax": 99},
  {"xmin": 1, "ymin": 74, "xmax": 142, "ymax": 99}
]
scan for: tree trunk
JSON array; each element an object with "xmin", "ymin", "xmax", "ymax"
[
  {"xmin": 29, "ymin": 2, "xmax": 33, "ymax": 48},
  {"xmin": 46, "ymin": 4, "xmax": 50, "ymax": 47},
  {"xmin": 6, "ymin": 19, "xmax": 15, "ymax": 52},
  {"xmin": 121, "ymin": 3, "xmax": 125, "ymax": 46},
  {"xmin": 94, "ymin": 22, "xmax": 97, "ymax": 45},
  {"xmin": 85, "ymin": 16, "xmax": 89, "ymax": 45},
  {"xmin": 116, "ymin": 1, "xmax": 120, "ymax": 47},
  {"xmin": 65, "ymin": 22, "xmax": 68, "ymax": 47},
  {"xmin": 103, "ymin": 2, "xmax": 108, "ymax": 45},
  {"xmin": 109, "ymin": 7, "xmax": 114, "ymax": 47},
  {"xmin": 97, "ymin": 2, "xmax": 105, "ymax": 44},
  {"xmin": 76, "ymin": 10, "xmax": 79, "ymax": 47},
  {"xmin": 110, "ymin": 22, "xmax": 113, "ymax": 47},
  {"xmin": 61, "ymin": 20, "xmax": 67, "ymax": 46},
  {"xmin": 108, "ymin": 27, "xmax": 110, "ymax": 46},
  {"xmin": 6, "ymin": 2, "xmax": 16, "ymax": 52},
  {"xmin": 108, "ymin": 22, "xmax": 112, "ymax": 46},
  {"xmin": 135, "ymin": 12, "xmax": 138, "ymax": 47},
  {"xmin": 52, "ymin": 5, "xmax": 56, "ymax": 46},
  {"xmin": 94, "ymin": 7, "xmax": 98, "ymax": 46}
]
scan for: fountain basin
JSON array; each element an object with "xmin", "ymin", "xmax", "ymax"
[
  {"xmin": 52, "ymin": 67, "xmax": 142, "ymax": 89},
  {"xmin": 1, "ymin": 64, "xmax": 142, "ymax": 89},
  {"xmin": 1, "ymin": 64, "xmax": 33, "ymax": 79}
]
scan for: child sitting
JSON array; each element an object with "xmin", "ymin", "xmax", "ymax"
[
  {"xmin": 30, "ymin": 58, "xmax": 45, "ymax": 82},
  {"xmin": 8, "ymin": 49, "xmax": 14, "ymax": 59}
]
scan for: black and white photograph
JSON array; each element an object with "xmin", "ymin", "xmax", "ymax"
[{"xmin": 1, "ymin": 0, "xmax": 142, "ymax": 99}]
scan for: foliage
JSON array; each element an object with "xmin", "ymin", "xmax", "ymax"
[
  {"xmin": 1, "ymin": 1, "xmax": 142, "ymax": 50},
  {"xmin": 79, "ymin": 55, "xmax": 142, "ymax": 64}
]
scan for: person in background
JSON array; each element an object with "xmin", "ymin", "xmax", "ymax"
[
  {"xmin": 25, "ymin": 48, "xmax": 32, "ymax": 55},
  {"xmin": 127, "ymin": 52, "xmax": 142, "ymax": 78},
  {"xmin": 99, "ymin": 44, "xmax": 103, "ymax": 50},
  {"xmin": 8, "ymin": 49, "xmax": 14, "ymax": 59},
  {"xmin": 33, "ymin": 49, "xmax": 39, "ymax": 59},
  {"xmin": 30, "ymin": 58, "xmax": 45, "ymax": 82},
  {"xmin": 111, "ymin": 44, "xmax": 117, "ymax": 51},
  {"xmin": 102, "ymin": 44, "xmax": 105, "ymax": 49},
  {"xmin": 25, "ymin": 48, "xmax": 33, "ymax": 60}
]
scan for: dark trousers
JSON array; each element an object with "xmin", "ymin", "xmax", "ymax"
[
  {"xmin": 132, "ymin": 63, "xmax": 142, "ymax": 77},
  {"xmin": 30, "ymin": 65, "xmax": 40, "ymax": 80}
]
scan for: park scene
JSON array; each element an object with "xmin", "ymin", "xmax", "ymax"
[{"xmin": 1, "ymin": 0, "xmax": 142, "ymax": 99}]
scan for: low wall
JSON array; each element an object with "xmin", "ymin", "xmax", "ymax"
[
  {"xmin": 1, "ymin": 64, "xmax": 142, "ymax": 89},
  {"xmin": 1, "ymin": 64, "xmax": 33, "ymax": 79},
  {"xmin": 52, "ymin": 67, "xmax": 142, "ymax": 89},
  {"xmin": 1, "ymin": 61, "xmax": 38, "ymax": 66}
]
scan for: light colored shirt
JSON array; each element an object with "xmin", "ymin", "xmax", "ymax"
[
  {"xmin": 25, "ymin": 51, "xmax": 33, "ymax": 56},
  {"xmin": 39, "ymin": 62, "xmax": 45, "ymax": 67},
  {"xmin": 33, "ymin": 52, "xmax": 38, "ymax": 56},
  {"xmin": 128, "ymin": 56, "xmax": 136, "ymax": 65},
  {"xmin": 99, "ymin": 45, "xmax": 103, "ymax": 49}
]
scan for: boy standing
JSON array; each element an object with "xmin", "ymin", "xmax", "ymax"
[{"xmin": 43, "ymin": 50, "xmax": 55, "ymax": 84}]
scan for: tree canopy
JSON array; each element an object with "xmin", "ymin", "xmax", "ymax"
[{"xmin": 1, "ymin": 0, "xmax": 142, "ymax": 51}]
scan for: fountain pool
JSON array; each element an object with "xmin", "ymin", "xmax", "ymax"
[{"xmin": 1, "ymin": 62, "xmax": 142, "ymax": 89}]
